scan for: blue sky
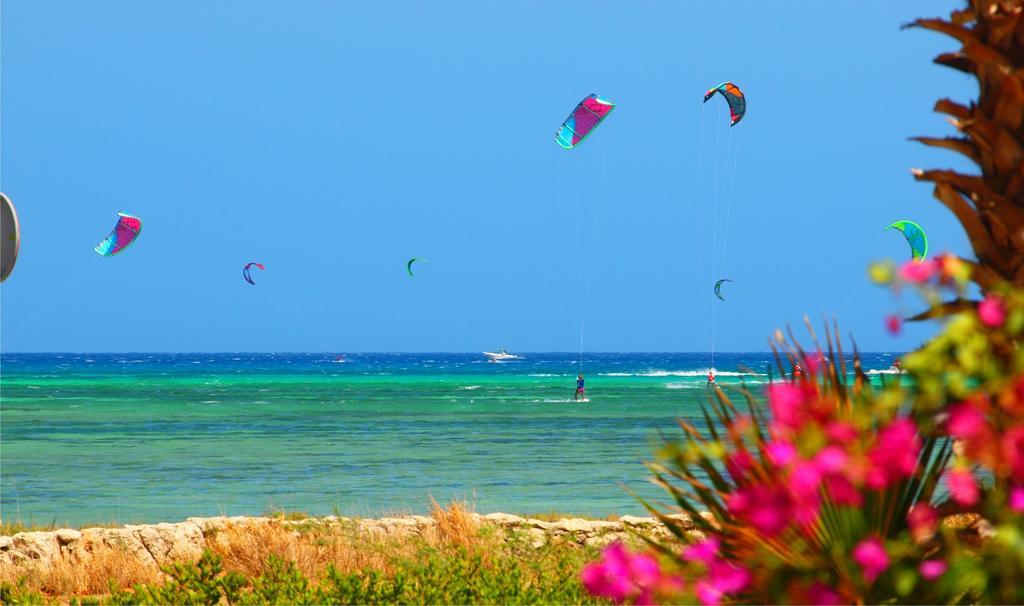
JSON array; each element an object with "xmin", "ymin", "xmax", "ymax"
[{"xmin": 1, "ymin": 1, "xmax": 974, "ymax": 352}]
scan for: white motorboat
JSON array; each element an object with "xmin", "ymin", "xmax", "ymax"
[{"xmin": 483, "ymin": 348, "xmax": 523, "ymax": 362}]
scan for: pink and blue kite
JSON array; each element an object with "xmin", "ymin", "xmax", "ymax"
[
  {"xmin": 94, "ymin": 212, "xmax": 142, "ymax": 256},
  {"xmin": 555, "ymin": 94, "xmax": 615, "ymax": 150}
]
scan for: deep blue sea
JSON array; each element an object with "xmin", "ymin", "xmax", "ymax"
[{"xmin": 0, "ymin": 352, "xmax": 902, "ymax": 526}]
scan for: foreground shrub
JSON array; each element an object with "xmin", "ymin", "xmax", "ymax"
[
  {"xmin": 581, "ymin": 258, "xmax": 1024, "ymax": 604},
  {"xmin": 1, "ymin": 535, "xmax": 601, "ymax": 605}
]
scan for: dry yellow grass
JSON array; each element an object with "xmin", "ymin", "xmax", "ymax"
[
  {"xmin": 0, "ymin": 502, "xmax": 572, "ymax": 601},
  {"xmin": 211, "ymin": 520, "xmax": 389, "ymax": 581},
  {"xmin": 0, "ymin": 544, "xmax": 162, "ymax": 597},
  {"xmin": 209, "ymin": 501, "xmax": 491, "ymax": 583},
  {"xmin": 428, "ymin": 498, "xmax": 479, "ymax": 547}
]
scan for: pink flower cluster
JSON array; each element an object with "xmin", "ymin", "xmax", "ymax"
[
  {"xmin": 852, "ymin": 538, "xmax": 889, "ymax": 583},
  {"xmin": 725, "ymin": 382, "xmax": 922, "ymax": 537},
  {"xmin": 887, "ymin": 256, "xmax": 1007, "ymax": 335},
  {"xmin": 896, "ymin": 254, "xmax": 966, "ymax": 287},
  {"xmin": 581, "ymin": 543, "xmax": 681, "ymax": 605},
  {"xmin": 978, "ymin": 294, "xmax": 1006, "ymax": 328},
  {"xmin": 944, "ymin": 392, "xmax": 1024, "ymax": 505},
  {"xmin": 682, "ymin": 537, "xmax": 752, "ymax": 605}
]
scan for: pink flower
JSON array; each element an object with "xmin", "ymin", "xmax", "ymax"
[
  {"xmin": 807, "ymin": 582, "xmax": 844, "ymax": 605},
  {"xmin": 1002, "ymin": 426, "xmax": 1024, "ymax": 482},
  {"xmin": 791, "ymin": 461, "xmax": 822, "ymax": 500},
  {"xmin": 767, "ymin": 383, "xmax": 806, "ymax": 431},
  {"xmin": 815, "ymin": 445, "xmax": 849, "ymax": 473},
  {"xmin": 978, "ymin": 294, "xmax": 1006, "ymax": 328},
  {"xmin": 682, "ymin": 536, "xmax": 720, "ymax": 565},
  {"xmin": 1009, "ymin": 486, "xmax": 1024, "ymax": 513},
  {"xmin": 727, "ymin": 486, "xmax": 792, "ymax": 537},
  {"xmin": 825, "ymin": 422, "xmax": 858, "ymax": 444},
  {"xmin": 725, "ymin": 449, "xmax": 755, "ymax": 479},
  {"xmin": 803, "ymin": 352, "xmax": 826, "ymax": 375},
  {"xmin": 693, "ymin": 560, "xmax": 751, "ymax": 606},
  {"xmin": 581, "ymin": 549, "xmax": 634, "ymax": 603},
  {"xmin": 707, "ymin": 560, "xmax": 751, "ymax": 593},
  {"xmin": 899, "ymin": 259, "xmax": 938, "ymax": 283},
  {"xmin": 581, "ymin": 543, "xmax": 671, "ymax": 604},
  {"xmin": 766, "ymin": 441, "xmax": 797, "ymax": 466},
  {"xmin": 948, "ymin": 403, "xmax": 986, "ymax": 439},
  {"xmin": 919, "ymin": 560, "xmax": 947, "ymax": 581},
  {"xmin": 866, "ymin": 418, "xmax": 921, "ymax": 489},
  {"xmin": 852, "ymin": 538, "xmax": 889, "ymax": 584},
  {"xmin": 885, "ymin": 315, "xmax": 902, "ymax": 336},
  {"xmin": 907, "ymin": 504, "xmax": 938, "ymax": 542},
  {"xmin": 946, "ymin": 469, "xmax": 979, "ymax": 506},
  {"xmin": 825, "ymin": 474, "xmax": 862, "ymax": 506},
  {"xmin": 695, "ymin": 581, "xmax": 724, "ymax": 606}
]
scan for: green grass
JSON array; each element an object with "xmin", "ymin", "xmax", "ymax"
[{"xmin": 1, "ymin": 545, "xmax": 605, "ymax": 605}]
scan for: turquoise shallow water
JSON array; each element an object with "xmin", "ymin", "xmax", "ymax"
[{"xmin": 0, "ymin": 353, "xmax": 901, "ymax": 526}]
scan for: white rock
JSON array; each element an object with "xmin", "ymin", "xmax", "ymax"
[{"xmin": 483, "ymin": 512, "xmax": 526, "ymax": 525}]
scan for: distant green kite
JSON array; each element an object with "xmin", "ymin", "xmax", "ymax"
[
  {"xmin": 714, "ymin": 279, "xmax": 734, "ymax": 301},
  {"xmin": 407, "ymin": 257, "xmax": 428, "ymax": 277},
  {"xmin": 886, "ymin": 220, "xmax": 928, "ymax": 262}
]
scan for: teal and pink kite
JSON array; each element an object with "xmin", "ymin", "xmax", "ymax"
[
  {"xmin": 555, "ymin": 94, "xmax": 615, "ymax": 150},
  {"xmin": 94, "ymin": 212, "xmax": 142, "ymax": 256}
]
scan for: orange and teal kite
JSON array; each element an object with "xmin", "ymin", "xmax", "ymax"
[{"xmin": 704, "ymin": 82, "xmax": 746, "ymax": 126}]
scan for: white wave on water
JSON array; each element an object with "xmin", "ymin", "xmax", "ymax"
[
  {"xmin": 528, "ymin": 373, "xmax": 565, "ymax": 377},
  {"xmin": 867, "ymin": 368, "xmax": 902, "ymax": 375},
  {"xmin": 538, "ymin": 398, "xmax": 590, "ymax": 403},
  {"xmin": 459, "ymin": 385, "xmax": 481, "ymax": 390},
  {"xmin": 601, "ymin": 370, "xmax": 759, "ymax": 377},
  {"xmin": 664, "ymin": 379, "xmax": 774, "ymax": 389}
]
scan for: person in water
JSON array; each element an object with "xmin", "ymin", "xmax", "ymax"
[
  {"xmin": 853, "ymin": 357, "xmax": 868, "ymax": 392},
  {"xmin": 575, "ymin": 373, "xmax": 585, "ymax": 401},
  {"xmin": 706, "ymin": 370, "xmax": 716, "ymax": 387},
  {"xmin": 793, "ymin": 363, "xmax": 803, "ymax": 381}
]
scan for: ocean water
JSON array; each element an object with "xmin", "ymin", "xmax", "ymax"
[{"xmin": 0, "ymin": 352, "xmax": 902, "ymax": 526}]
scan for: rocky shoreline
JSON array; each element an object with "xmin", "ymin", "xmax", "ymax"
[{"xmin": 0, "ymin": 512, "xmax": 704, "ymax": 572}]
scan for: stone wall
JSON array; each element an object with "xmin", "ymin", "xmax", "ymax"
[{"xmin": 0, "ymin": 512, "xmax": 703, "ymax": 571}]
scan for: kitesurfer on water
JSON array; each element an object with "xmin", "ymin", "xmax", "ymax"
[
  {"xmin": 707, "ymin": 370, "xmax": 716, "ymax": 388},
  {"xmin": 793, "ymin": 363, "xmax": 803, "ymax": 381},
  {"xmin": 575, "ymin": 373, "xmax": 585, "ymax": 401}
]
